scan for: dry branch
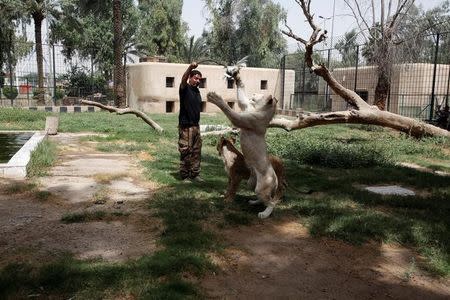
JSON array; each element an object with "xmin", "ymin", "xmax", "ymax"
[
  {"xmin": 279, "ymin": 0, "xmax": 449, "ymax": 138},
  {"xmin": 80, "ymin": 100, "xmax": 164, "ymax": 133},
  {"xmin": 270, "ymin": 109, "xmax": 449, "ymax": 137}
]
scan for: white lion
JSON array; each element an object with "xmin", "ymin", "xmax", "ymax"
[{"xmin": 207, "ymin": 90, "xmax": 279, "ymax": 219}]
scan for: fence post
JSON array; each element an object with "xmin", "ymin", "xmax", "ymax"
[
  {"xmin": 52, "ymin": 43, "xmax": 56, "ymax": 105},
  {"xmin": 446, "ymin": 63, "xmax": 450, "ymax": 107},
  {"xmin": 280, "ymin": 55, "xmax": 285, "ymax": 110},
  {"xmin": 90, "ymin": 53, "xmax": 94, "ymax": 96},
  {"xmin": 26, "ymin": 78, "xmax": 29, "ymax": 106},
  {"xmin": 387, "ymin": 88, "xmax": 391, "ymax": 111},
  {"xmin": 430, "ymin": 32, "xmax": 440, "ymax": 121},
  {"xmin": 9, "ymin": 61, "xmax": 13, "ymax": 107},
  {"xmin": 354, "ymin": 45, "xmax": 359, "ymax": 92},
  {"xmin": 0, "ymin": 72, "xmax": 3, "ymax": 100},
  {"xmin": 325, "ymin": 48, "xmax": 331, "ymax": 109},
  {"xmin": 301, "ymin": 59, "xmax": 306, "ymax": 107}
]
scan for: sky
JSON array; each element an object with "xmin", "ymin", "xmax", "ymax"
[{"xmin": 182, "ymin": 0, "xmax": 446, "ymax": 51}]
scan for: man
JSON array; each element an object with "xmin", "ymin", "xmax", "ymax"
[{"xmin": 178, "ymin": 62, "xmax": 204, "ymax": 182}]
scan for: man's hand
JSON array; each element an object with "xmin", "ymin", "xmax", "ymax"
[{"xmin": 190, "ymin": 62, "xmax": 198, "ymax": 69}]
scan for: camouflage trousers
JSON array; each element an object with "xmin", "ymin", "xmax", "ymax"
[{"xmin": 178, "ymin": 126, "xmax": 202, "ymax": 179}]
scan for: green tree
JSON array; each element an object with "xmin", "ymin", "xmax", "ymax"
[
  {"xmin": 136, "ymin": 0, "xmax": 186, "ymax": 61},
  {"xmin": 50, "ymin": 0, "xmax": 138, "ymax": 104},
  {"xmin": 205, "ymin": 0, "xmax": 286, "ymax": 67},
  {"xmin": 334, "ymin": 29, "xmax": 359, "ymax": 67},
  {"xmin": 395, "ymin": 1, "xmax": 450, "ymax": 63},
  {"xmin": 0, "ymin": 0, "xmax": 18, "ymax": 78},
  {"xmin": 50, "ymin": 3, "xmax": 114, "ymax": 79},
  {"xmin": 235, "ymin": 0, "xmax": 286, "ymax": 67},
  {"xmin": 0, "ymin": 0, "xmax": 33, "ymax": 102},
  {"xmin": 205, "ymin": 0, "xmax": 236, "ymax": 64}
]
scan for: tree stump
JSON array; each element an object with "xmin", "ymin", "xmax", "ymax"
[{"xmin": 45, "ymin": 116, "xmax": 59, "ymax": 135}]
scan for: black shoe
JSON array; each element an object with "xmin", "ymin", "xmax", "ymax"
[{"xmin": 191, "ymin": 176, "xmax": 204, "ymax": 182}]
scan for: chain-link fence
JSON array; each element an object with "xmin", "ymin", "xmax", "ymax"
[
  {"xmin": 0, "ymin": 41, "xmax": 113, "ymax": 107},
  {"xmin": 281, "ymin": 32, "xmax": 450, "ymax": 123}
]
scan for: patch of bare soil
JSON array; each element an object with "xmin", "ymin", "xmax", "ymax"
[
  {"xmin": 201, "ymin": 218, "xmax": 450, "ymax": 300},
  {"xmin": 0, "ymin": 133, "xmax": 162, "ymax": 267}
]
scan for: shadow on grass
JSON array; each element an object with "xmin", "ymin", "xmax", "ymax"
[
  {"xmin": 284, "ymin": 162, "xmax": 450, "ymax": 276},
  {"xmin": 0, "ymin": 172, "xmax": 224, "ymax": 299}
]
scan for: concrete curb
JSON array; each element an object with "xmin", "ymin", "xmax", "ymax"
[{"xmin": 0, "ymin": 131, "xmax": 47, "ymax": 178}]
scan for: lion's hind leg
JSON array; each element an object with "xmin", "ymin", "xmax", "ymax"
[{"xmin": 254, "ymin": 170, "xmax": 278, "ymax": 219}]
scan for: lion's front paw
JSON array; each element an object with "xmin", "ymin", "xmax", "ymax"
[{"xmin": 207, "ymin": 92, "xmax": 222, "ymax": 105}]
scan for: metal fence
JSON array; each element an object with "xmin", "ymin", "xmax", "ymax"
[
  {"xmin": 0, "ymin": 41, "xmax": 110, "ymax": 107},
  {"xmin": 280, "ymin": 32, "xmax": 450, "ymax": 122}
]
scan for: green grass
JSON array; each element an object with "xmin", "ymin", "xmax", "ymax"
[
  {"xmin": 35, "ymin": 190, "xmax": 51, "ymax": 201},
  {"xmin": 4, "ymin": 182, "xmax": 36, "ymax": 194},
  {"xmin": 0, "ymin": 109, "xmax": 449, "ymax": 298},
  {"xmin": 61, "ymin": 210, "xmax": 108, "ymax": 223},
  {"xmin": 26, "ymin": 139, "xmax": 57, "ymax": 177}
]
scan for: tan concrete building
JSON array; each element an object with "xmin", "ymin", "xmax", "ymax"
[
  {"xmin": 329, "ymin": 63, "xmax": 450, "ymax": 117},
  {"xmin": 126, "ymin": 62, "xmax": 295, "ymax": 113}
]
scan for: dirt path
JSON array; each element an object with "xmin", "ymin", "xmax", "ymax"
[
  {"xmin": 0, "ymin": 133, "xmax": 161, "ymax": 266},
  {"xmin": 202, "ymin": 218, "xmax": 450, "ymax": 299}
]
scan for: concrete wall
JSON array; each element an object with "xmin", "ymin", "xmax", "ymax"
[
  {"xmin": 126, "ymin": 62, "xmax": 294, "ymax": 113},
  {"xmin": 330, "ymin": 63, "xmax": 450, "ymax": 114}
]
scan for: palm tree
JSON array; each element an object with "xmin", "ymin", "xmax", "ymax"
[
  {"xmin": 181, "ymin": 35, "xmax": 209, "ymax": 63},
  {"xmin": 23, "ymin": 0, "xmax": 59, "ymax": 105}
]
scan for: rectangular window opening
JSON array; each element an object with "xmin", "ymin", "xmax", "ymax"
[
  {"xmin": 199, "ymin": 78, "xmax": 207, "ymax": 88},
  {"xmin": 166, "ymin": 101, "xmax": 175, "ymax": 113},
  {"xmin": 227, "ymin": 79, "xmax": 234, "ymax": 89},
  {"xmin": 356, "ymin": 90, "xmax": 369, "ymax": 102},
  {"xmin": 260, "ymin": 80, "xmax": 268, "ymax": 90},
  {"xmin": 166, "ymin": 77, "xmax": 175, "ymax": 88}
]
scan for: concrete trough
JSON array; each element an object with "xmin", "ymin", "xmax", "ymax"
[{"xmin": 0, "ymin": 131, "xmax": 47, "ymax": 178}]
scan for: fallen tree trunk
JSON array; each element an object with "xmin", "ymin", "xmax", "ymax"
[{"xmin": 80, "ymin": 100, "xmax": 164, "ymax": 133}]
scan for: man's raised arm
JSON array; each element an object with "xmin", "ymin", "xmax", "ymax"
[{"xmin": 180, "ymin": 62, "xmax": 198, "ymax": 89}]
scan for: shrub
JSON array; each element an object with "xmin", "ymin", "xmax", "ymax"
[
  {"xmin": 267, "ymin": 131, "xmax": 393, "ymax": 168},
  {"xmin": 60, "ymin": 66, "xmax": 107, "ymax": 97},
  {"xmin": 54, "ymin": 88, "xmax": 65, "ymax": 100},
  {"xmin": 2, "ymin": 86, "xmax": 18, "ymax": 100}
]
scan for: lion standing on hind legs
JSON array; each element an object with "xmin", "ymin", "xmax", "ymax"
[{"xmin": 207, "ymin": 90, "xmax": 279, "ymax": 219}]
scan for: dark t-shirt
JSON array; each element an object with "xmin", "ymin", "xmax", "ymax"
[{"xmin": 179, "ymin": 84, "xmax": 202, "ymax": 127}]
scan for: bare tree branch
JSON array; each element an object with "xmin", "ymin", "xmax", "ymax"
[
  {"xmin": 279, "ymin": 0, "xmax": 449, "ymax": 138},
  {"xmin": 282, "ymin": 21, "xmax": 307, "ymax": 44},
  {"xmin": 387, "ymin": 0, "xmax": 392, "ymax": 22},
  {"xmin": 389, "ymin": 0, "xmax": 415, "ymax": 30},
  {"xmin": 80, "ymin": 100, "xmax": 164, "ymax": 133},
  {"xmin": 270, "ymin": 110, "xmax": 449, "ymax": 138},
  {"xmin": 343, "ymin": 0, "xmax": 369, "ymax": 42}
]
